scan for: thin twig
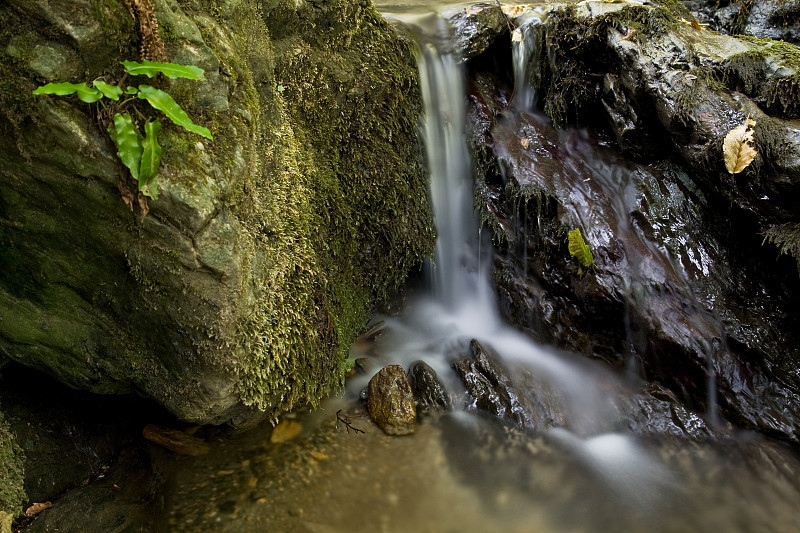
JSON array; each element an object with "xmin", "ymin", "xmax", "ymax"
[{"xmin": 336, "ymin": 410, "xmax": 365, "ymax": 434}]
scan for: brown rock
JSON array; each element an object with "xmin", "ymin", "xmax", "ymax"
[{"xmin": 367, "ymin": 365, "xmax": 416, "ymax": 435}]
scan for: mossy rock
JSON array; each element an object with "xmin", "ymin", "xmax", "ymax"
[
  {"xmin": 0, "ymin": 0, "xmax": 434, "ymax": 424},
  {"xmin": 0, "ymin": 410, "xmax": 25, "ymax": 520}
]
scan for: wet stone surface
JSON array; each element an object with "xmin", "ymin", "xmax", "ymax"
[
  {"xmin": 407, "ymin": 360, "xmax": 452, "ymax": 414},
  {"xmin": 367, "ymin": 365, "xmax": 417, "ymax": 435}
]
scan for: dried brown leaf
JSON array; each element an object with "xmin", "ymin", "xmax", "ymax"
[
  {"xmin": 723, "ymin": 120, "xmax": 758, "ymax": 175},
  {"xmin": 25, "ymin": 502, "xmax": 52, "ymax": 517},
  {"xmin": 520, "ymin": 138, "xmax": 530, "ymax": 150},
  {"xmin": 142, "ymin": 424, "xmax": 209, "ymax": 456}
]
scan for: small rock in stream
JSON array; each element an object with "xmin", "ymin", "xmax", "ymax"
[
  {"xmin": 367, "ymin": 365, "xmax": 416, "ymax": 435},
  {"xmin": 407, "ymin": 361, "xmax": 452, "ymax": 413}
]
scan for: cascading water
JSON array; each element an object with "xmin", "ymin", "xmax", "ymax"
[{"xmin": 375, "ymin": 17, "xmax": 641, "ymax": 441}]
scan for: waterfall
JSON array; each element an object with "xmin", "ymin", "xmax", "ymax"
[{"xmin": 372, "ymin": 19, "xmax": 628, "ymax": 439}]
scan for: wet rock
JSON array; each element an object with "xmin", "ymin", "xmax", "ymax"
[
  {"xmin": 447, "ymin": 3, "xmax": 509, "ymax": 60},
  {"xmin": 465, "ymin": 1, "xmax": 800, "ymax": 444},
  {"xmin": 367, "ymin": 365, "xmax": 416, "ymax": 435},
  {"xmin": 452, "ymin": 340, "xmax": 566, "ymax": 430},
  {"xmin": 626, "ymin": 383, "xmax": 719, "ymax": 439},
  {"xmin": 407, "ymin": 361, "xmax": 452, "ymax": 413},
  {"xmin": 683, "ymin": 0, "xmax": 800, "ymax": 44}
]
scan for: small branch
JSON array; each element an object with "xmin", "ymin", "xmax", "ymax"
[{"xmin": 336, "ymin": 410, "xmax": 365, "ymax": 434}]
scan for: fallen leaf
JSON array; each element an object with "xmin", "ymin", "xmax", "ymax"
[
  {"xmin": 620, "ymin": 28, "xmax": 636, "ymax": 41},
  {"xmin": 723, "ymin": 119, "xmax": 758, "ymax": 175},
  {"xmin": 310, "ymin": 451, "xmax": 328, "ymax": 461},
  {"xmin": 270, "ymin": 420, "xmax": 303, "ymax": 443},
  {"xmin": 25, "ymin": 502, "xmax": 52, "ymax": 517},
  {"xmin": 520, "ymin": 138, "xmax": 530, "ymax": 150},
  {"xmin": 142, "ymin": 424, "xmax": 210, "ymax": 456}
]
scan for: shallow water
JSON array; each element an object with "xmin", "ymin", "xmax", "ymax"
[{"xmin": 154, "ymin": 396, "xmax": 800, "ymax": 533}]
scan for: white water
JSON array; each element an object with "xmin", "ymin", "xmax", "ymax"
[{"xmin": 365, "ymin": 17, "xmax": 663, "ymax": 487}]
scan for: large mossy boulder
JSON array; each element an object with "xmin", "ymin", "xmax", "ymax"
[{"xmin": 0, "ymin": 0, "xmax": 434, "ymax": 425}]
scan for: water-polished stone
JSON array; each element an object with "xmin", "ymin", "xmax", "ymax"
[{"xmin": 367, "ymin": 365, "xmax": 417, "ymax": 435}]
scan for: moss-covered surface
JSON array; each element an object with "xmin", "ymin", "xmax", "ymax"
[
  {"xmin": 0, "ymin": 0, "xmax": 433, "ymax": 423},
  {"xmin": 720, "ymin": 36, "xmax": 800, "ymax": 118},
  {"xmin": 0, "ymin": 408, "xmax": 25, "ymax": 520},
  {"xmin": 540, "ymin": 2, "xmax": 689, "ymax": 127}
]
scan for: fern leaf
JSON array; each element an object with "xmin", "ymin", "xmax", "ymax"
[
  {"xmin": 108, "ymin": 113, "xmax": 143, "ymax": 181},
  {"xmin": 568, "ymin": 228, "xmax": 593, "ymax": 268},
  {"xmin": 92, "ymin": 80, "xmax": 122, "ymax": 101},
  {"xmin": 723, "ymin": 119, "xmax": 757, "ymax": 175},
  {"xmin": 122, "ymin": 60, "xmax": 204, "ymax": 80},
  {"xmin": 139, "ymin": 119, "xmax": 162, "ymax": 200},
  {"xmin": 33, "ymin": 82, "xmax": 103, "ymax": 103},
  {"xmin": 136, "ymin": 85, "xmax": 213, "ymax": 140}
]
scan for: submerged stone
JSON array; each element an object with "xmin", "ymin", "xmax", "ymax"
[{"xmin": 367, "ymin": 365, "xmax": 416, "ymax": 435}]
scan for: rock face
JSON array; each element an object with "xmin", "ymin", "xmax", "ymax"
[
  {"xmin": 458, "ymin": 1, "xmax": 800, "ymax": 443},
  {"xmin": 0, "ymin": 0, "xmax": 434, "ymax": 425},
  {"xmin": 683, "ymin": 0, "xmax": 800, "ymax": 44},
  {"xmin": 367, "ymin": 364, "xmax": 416, "ymax": 435}
]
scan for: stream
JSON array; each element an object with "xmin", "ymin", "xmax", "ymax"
[{"xmin": 14, "ymin": 4, "xmax": 800, "ymax": 533}]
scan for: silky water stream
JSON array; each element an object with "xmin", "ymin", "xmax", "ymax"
[{"xmin": 146, "ymin": 11, "xmax": 800, "ymax": 533}]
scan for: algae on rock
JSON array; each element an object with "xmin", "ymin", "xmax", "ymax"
[
  {"xmin": 0, "ymin": 409, "xmax": 25, "ymax": 521},
  {"xmin": 0, "ymin": 0, "xmax": 433, "ymax": 425}
]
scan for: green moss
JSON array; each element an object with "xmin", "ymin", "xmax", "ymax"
[
  {"xmin": 0, "ymin": 410, "xmax": 26, "ymax": 518},
  {"xmin": 540, "ymin": 3, "xmax": 686, "ymax": 126},
  {"xmin": 184, "ymin": 0, "xmax": 434, "ymax": 415},
  {"xmin": 720, "ymin": 38, "xmax": 800, "ymax": 118}
]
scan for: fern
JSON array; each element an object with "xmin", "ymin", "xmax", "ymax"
[{"xmin": 33, "ymin": 60, "xmax": 211, "ymax": 203}]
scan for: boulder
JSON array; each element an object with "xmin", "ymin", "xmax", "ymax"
[
  {"xmin": 0, "ymin": 0, "xmax": 434, "ymax": 425},
  {"xmin": 367, "ymin": 364, "xmax": 416, "ymax": 435}
]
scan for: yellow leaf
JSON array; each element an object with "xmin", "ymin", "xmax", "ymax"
[
  {"xmin": 270, "ymin": 419, "xmax": 302, "ymax": 443},
  {"xmin": 723, "ymin": 119, "xmax": 758, "ymax": 175},
  {"xmin": 520, "ymin": 138, "xmax": 530, "ymax": 150}
]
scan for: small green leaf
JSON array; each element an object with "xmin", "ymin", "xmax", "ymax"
[
  {"xmin": 125, "ymin": 86, "xmax": 139, "ymax": 95},
  {"xmin": 108, "ymin": 113, "xmax": 143, "ymax": 181},
  {"xmin": 568, "ymin": 228, "xmax": 594, "ymax": 268},
  {"xmin": 137, "ymin": 85, "xmax": 213, "ymax": 139},
  {"xmin": 33, "ymin": 82, "xmax": 103, "ymax": 103},
  {"xmin": 139, "ymin": 118, "xmax": 162, "ymax": 200},
  {"xmin": 121, "ymin": 60, "xmax": 205, "ymax": 80},
  {"xmin": 92, "ymin": 80, "xmax": 123, "ymax": 101}
]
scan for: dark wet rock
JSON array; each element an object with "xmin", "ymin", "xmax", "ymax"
[
  {"xmin": 462, "ymin": 1, "xmax": 800, "ymax": 444},
  {"xmin": 367, "ymin": 365, "xmax": 416, "ymax": 435},
  {"xmin": 0, "ymin": 364, "xmax": 165, "ymax": 528},
  {"xmin": 407, "ymin": 361, "xmax": 452, "ymax": 413},
  {"xmin": 626, "ymin": 383, "xmax": 719, "ymax": 439},
  {"xmin": 451, "ymin": 340, "xmax": 566, "ymax": 431},
  {"xmin": 683, "ymin": 0, "xmax": 800, "ymax": 44},
  {"xmin": 447, "ymin": 3, "xmax": 509, "ymax": 60}
]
